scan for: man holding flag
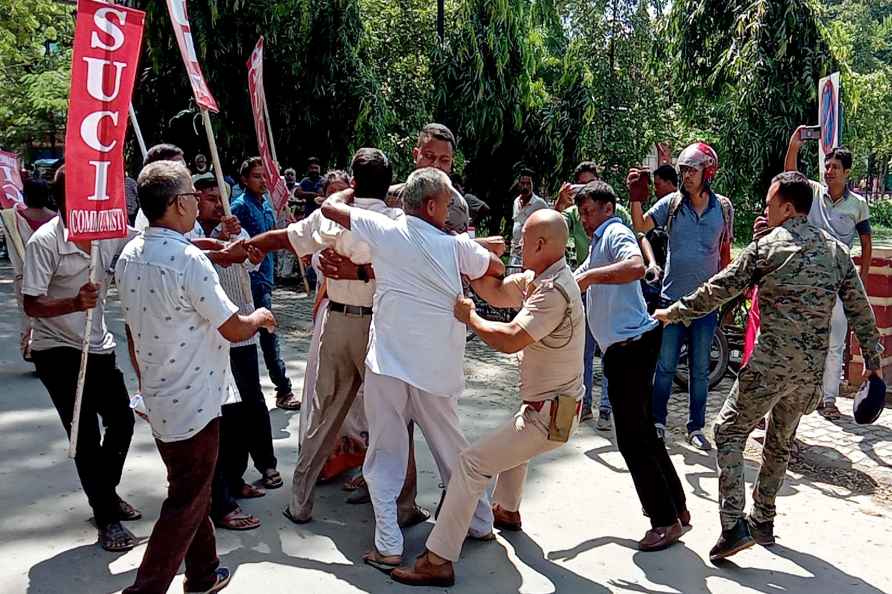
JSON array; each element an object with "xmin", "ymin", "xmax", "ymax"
[{"xmin": 23, "ymin": 168, "xmax": 141, "ymax": 552}]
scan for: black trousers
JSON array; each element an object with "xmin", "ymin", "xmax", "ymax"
[
  {"xmin": 603, "ymin": 326, "xmax": 687, "ymax": 528},
  {"xmin": 33, "ymin": 347, "xmax": 134, "ymax": 527},
  {"xmin": 228, "ymin": 344, "xmax": 276, "ymax": 479}
]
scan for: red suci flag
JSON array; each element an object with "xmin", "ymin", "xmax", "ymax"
[
  {"xmin": 0, "ymin": 150, "xmax": 24, "ymax": 208},
  {"xmin": 247, "ymin": 37, "xmax": 289, "ymax": 214},
  {"xmin": 166, "ymin": 0, "xmax": 218, "ymax": 112},
  {"xmin": 64, "ymin": 0, "xmax": 144, "ymax": 241}
]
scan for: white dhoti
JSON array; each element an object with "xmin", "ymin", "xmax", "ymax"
[{"xmin": 362, "ymin": 368, "xmax": 493, "ymax": 556}]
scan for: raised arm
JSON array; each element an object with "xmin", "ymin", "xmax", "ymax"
[
  {"xmin": 470, "ymin": 274, "xmax": 523, "ymax": 309},
  {"xmin": 784, "ymin": 126, "xmax": 806, "ymax": 172},
  {"xmin": 245, "ymin": 229, "xmax": 293, "ymax": 254},
  {"xmin": 320, "ymin": 188, "xmax": 355, "ymax": 230}
]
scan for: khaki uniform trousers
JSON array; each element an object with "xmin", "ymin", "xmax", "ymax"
[
  {"xmin": 426, "ymin": 400, "xmax": 577, "ymax": 562},
  {"xmin": 289, "ymin": 309, "xmax": 369, "ymax": 518}
]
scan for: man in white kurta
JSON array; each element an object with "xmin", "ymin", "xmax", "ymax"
[
  {"xmin": 320, "ymin": 167, "xmax": 504, "ymax": 568},
  {"xmin": 246, "ymin": 149, "xmax": 408, "ymax": 523}
]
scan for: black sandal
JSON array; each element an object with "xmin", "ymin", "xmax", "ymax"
[
  {"xmin": 116, "ymin": 499, "xmax": 143, "ymax": 521},
  {"xmin": 99, "ymin": 522, "xmax": 136, "ymax": 552},
  {"xmin": 261, "ymin": 469, "xmax": 283, "ymax": 490}
]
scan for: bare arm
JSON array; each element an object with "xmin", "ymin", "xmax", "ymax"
[
  {"xmin": 470, "ymin": 275, "xmax": 523, "ymax": 308},
  {"xmin": 320, "ymin": 189, "xmax": 354, "ymax": 230},
  {"xmin": 630, "ymin": 202, "xmax": 655, "ymax": 234},
  {"xmin": 217, "ymin": 307, "xmax": 277, "ymax": 343},
  {"xmin": 639, "ymin": 234, "xmax": 656, "ymax": 268},
  {"xmin": 454, "ymin": 297, "xmax": 534, "ymax": 354},
  {"xmin": 23, "ymin": 282, "xmax": 97, "ymax": 318},
  {"xmin": 481, "ymin": 253, "xmax": 506, "ymax": 278},
  {"xmin": 784, "ymin": 126, "xmax": 805, "ymax": 172},
  {"xmin": 125, "ymin": 324, "xmax": 141, "ymax": 387},
  {"xmin": 859, "ymin": 232, "xmax": 872, "ymax": 281},
  {"xmin": 576, "ymin": 255, "xmax": 646, "ymax": 292},
  {"xmin": 245, "ymin": 229, "xmax": 293, "ymax": 254}
]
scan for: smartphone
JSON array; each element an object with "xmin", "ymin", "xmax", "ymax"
[{"xmin": 800, "ymin": 126, "xmax": 821, "ymax": 141}]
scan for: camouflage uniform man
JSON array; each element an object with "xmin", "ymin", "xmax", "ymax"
[{"xmin": 654, "ymin": 172, "xmax": 883, "ymax": 563}]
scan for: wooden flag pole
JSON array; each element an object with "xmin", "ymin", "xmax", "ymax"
[
  {"xmin": 201, "ymin": 108, "xmax": 255, "ymax": 304},
  {"xmin": 262, "ymin": 94, "xmax": 310, "ymax": 294},
  {"xmin": 68, "ymin": 247, "xmax": 99, "ymax": 458},
  {"xmin": 128, "ymin": 104, "xmax": 148, "ymax": 160}
]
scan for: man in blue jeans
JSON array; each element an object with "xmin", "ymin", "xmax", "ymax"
[
  {"xmin": 231, "ymin": 157, "xmax": 301, "ymax": 410},
  {"xmin": 630, "ymin": 143, "xmax": 733, "ymax": 450}
]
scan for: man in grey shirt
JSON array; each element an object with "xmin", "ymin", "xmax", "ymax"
[{"xmin": 22, "ymin": 167, "xmax": 141, "ymax": 552}]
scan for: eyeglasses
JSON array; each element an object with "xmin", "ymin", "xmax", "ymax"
[{"xmin": 167, "ymin": 191, "xmax": 200, "ymax": 207}]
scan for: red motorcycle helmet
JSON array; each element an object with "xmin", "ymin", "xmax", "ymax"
[{"xmin": 677, "ymin": 142, "xmax": 719, "ymax": 182}]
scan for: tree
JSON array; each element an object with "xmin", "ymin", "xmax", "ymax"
[
  {"xmin": 667, "ymin": 0, "xmax": 837, "ymax": 233},
  {"xmin": 0, "ymin": 0, "xmax": 74, "ymax": 156}
]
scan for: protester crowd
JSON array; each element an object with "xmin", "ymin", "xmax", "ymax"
[{"xmin": 2, "ymin": 122, "xmax": 888, "ymax": 593}]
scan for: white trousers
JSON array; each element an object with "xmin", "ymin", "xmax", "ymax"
[
  {"xmin": 362, "ymin": 368, "xmax": 493, "ymax": 556},
  {"xmin": 822, "ymin": 297, "xmax": 847, "ymax": 405}
]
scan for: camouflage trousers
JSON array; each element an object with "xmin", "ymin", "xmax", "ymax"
[{"xmin": 714, "ymin": 365, "xmax": 822, "ymax": 530}]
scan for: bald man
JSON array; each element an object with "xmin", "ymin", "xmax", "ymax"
[{"xmin": 391, "ymin": 209, "xmax": 585, "ymax": 587}]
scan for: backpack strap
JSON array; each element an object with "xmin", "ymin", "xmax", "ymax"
[{"xmin": 666, "ymin": 191, "xmax": 733, "ymax": 247}]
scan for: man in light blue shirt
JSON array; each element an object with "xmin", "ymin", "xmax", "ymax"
[
  {"xmin": 576, "ymin": 181, "xmax": 688, "ymax": 552},
  {"xmin": 630, "ymin": 143, "xmax": 733, "ymax": 451}
]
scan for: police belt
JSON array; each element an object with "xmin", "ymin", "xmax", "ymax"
[
  {"xmin": 522, "ymin": 399, "xmax": 582, "ymax": 414},
  {"xmin": 328, "ymin": 301, "xmax": 373, "ymax": 317}
]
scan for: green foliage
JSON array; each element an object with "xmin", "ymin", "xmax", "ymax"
[
  {"xmin": 0, "ymin": 0, "xmax": 73, "ymax": 155},
  {"xmin": 667, "ymin": 0, "xmax": 837, "ymax": 237}
]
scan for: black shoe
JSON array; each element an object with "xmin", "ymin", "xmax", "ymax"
[
  {"xmin": 709, "ymin": 519, "xmax": 755, "ymax": 563},
  {"xmin": 746, "ymin": 515, "xmax": 775, "ymax": 546}
]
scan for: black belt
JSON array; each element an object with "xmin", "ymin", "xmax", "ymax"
[{"xmin": 328, "ymin": 301, "xmax": 373, "ymax": 316}]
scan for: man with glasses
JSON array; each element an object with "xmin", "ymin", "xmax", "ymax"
[
  {"xmin": 630, "ymin": 143, "xmax": 734, "ymax": 451},
  {"xmin": 118, "ymin": 161, "xmax": 276, "ymax": 594}
]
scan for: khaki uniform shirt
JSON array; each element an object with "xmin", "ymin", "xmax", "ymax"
[
  {"xmin": 505, "ymin": 259, "xmax": 585, "ymax": 402},
  {"xmin": 664, "ymin": 216, "xmax": 882, "ymax": 377}
]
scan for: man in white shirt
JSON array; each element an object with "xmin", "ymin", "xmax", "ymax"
[
  {"xmin": 320, "ymin": 167, "xmax": 504, "ymax": 570},
  {"xmin": 509, "ymin": 168, "xmax": 548, "ymax": 265},
  {"xmin": 23, "ymin": 167, "xmax": 141, "ymax": 553},
  {"xmin": 785, "ymin": 130, "xmax": 872, "ymax": 418},
  {"xmin": 117, "ymin": 161, "xmax": 275, "ymax": 594},
  {"xmin": 246, "ymin": 149, "xmax": 408, "ymax": 524}
]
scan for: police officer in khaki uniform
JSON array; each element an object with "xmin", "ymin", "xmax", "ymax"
[
  {"xmin": 655, "ymin": 171, "xmax": 883, "ymax": 562},
  {"xmin": 390, "ymin": 209, "xmax": 585, "ymax": 588}
]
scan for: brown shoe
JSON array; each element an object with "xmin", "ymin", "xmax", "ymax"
[
  {"xmin": 391, "ymin": 551, "xmax": 455, "ymax": 587},
  {"xmin": 638, "ymin": 521, "xmax": 683, "ymax": 551},
  {"xmin": 276, "ymin": 392, "xmax": 301, "ymax": 411},
  {"xmin": 493, "ymin": 504, "xmax": 522, "ymax": 532}
]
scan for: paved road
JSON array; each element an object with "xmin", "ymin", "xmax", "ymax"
[{"xmin": 0, "ymin": 264, "xmax": 890, "ymax": 594}]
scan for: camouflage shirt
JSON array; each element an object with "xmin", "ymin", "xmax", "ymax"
[{"xmin": 664, "ymin": 215, "xmax": 882, "ymax": 375}]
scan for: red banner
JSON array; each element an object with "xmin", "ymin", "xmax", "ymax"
[
  {"xmin": 247, "ymin": 37, "xmax": 289, "ymax": 214},
  {"xmin": 166, "ymin": 0, "xmax": 218, "ymax": 112},
  {"xmin": 64, "ymin": 0, "xmax": 144, "ymax": 241},
  {"xmin": 0, "ymin": 151, "xmax": 24, "ymax": 208}
]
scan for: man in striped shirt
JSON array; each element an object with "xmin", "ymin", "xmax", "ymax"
[{"xmin": 194, "ymin": 173, "xmax": 282, "ymax": 530}]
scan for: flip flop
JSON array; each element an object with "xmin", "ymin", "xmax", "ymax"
[
  {"xmin": 116, "ymin": 499, "xmax": 143, "ymax": 521},
  {"xmin": 215, "ymin": 508, "xmax": 261, "ymax": 531},
  {"xmin": 236, "ymin": 483, "xmax": 266, "ymax": 499},
  {"xmin": 260, "ymin": 469, "xmax": 283, "ymax": 490},
  {"xmin": 363, "ymin": 549, "xmax": 401, "ymax": 574}
]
